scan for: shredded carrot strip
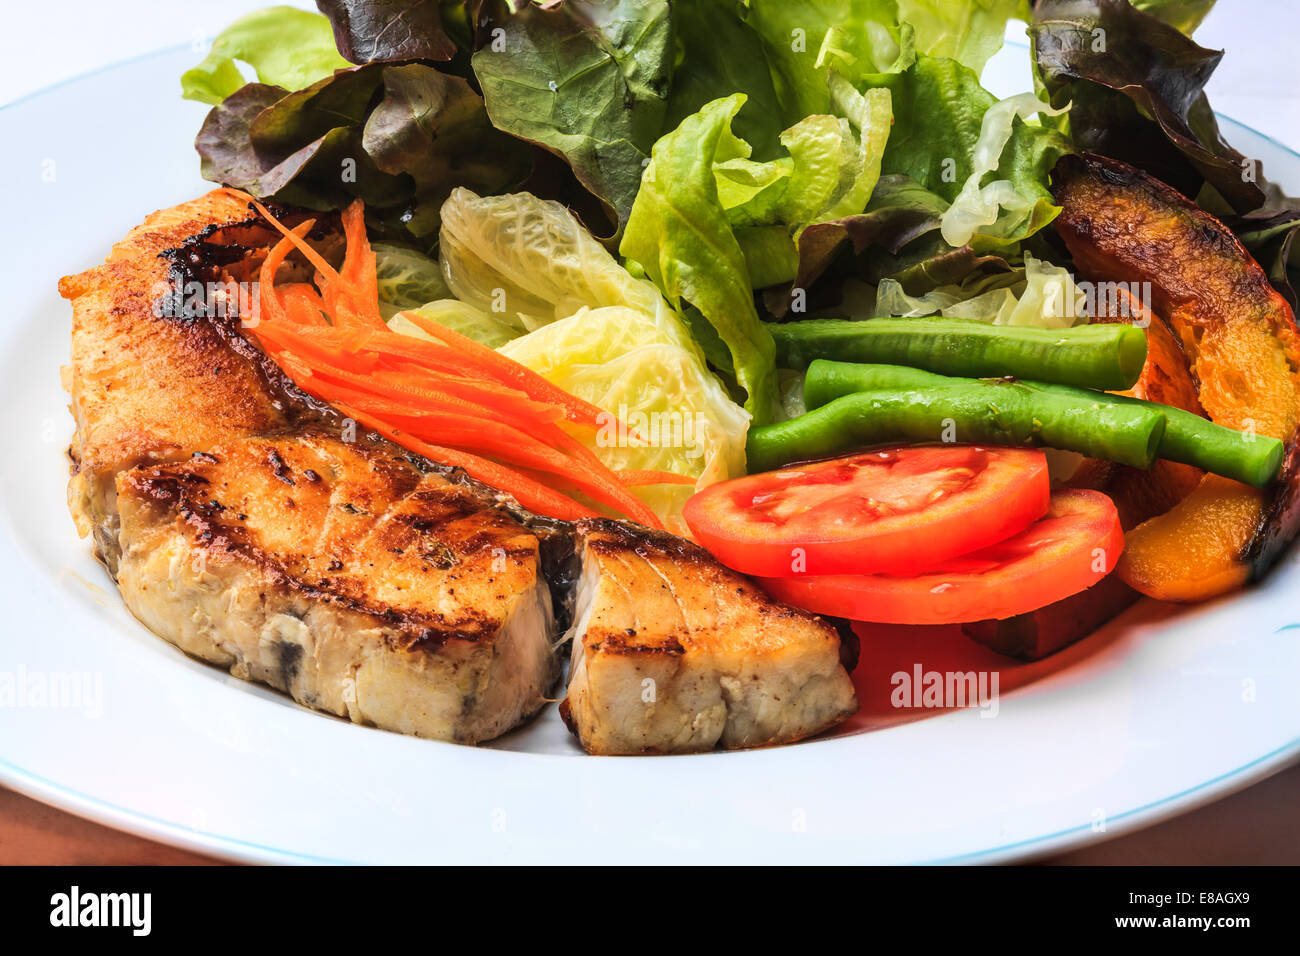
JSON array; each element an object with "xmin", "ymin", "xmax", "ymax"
[
  {"xmin": 338, "ymin": 405, "xmax": 599, "ymax": 521},
  {"xmin": 257, "ymin": 220, "xmax": 316, "ymax": 327},
  {"xmin": 296, "ymin": 359, "xmax": 500, "ymax": 419},
  {"xmin": 382, "ymin": 362, "xmax": 563, "ymax": 426},
  {"xmin": 338, "ymin": 200, "xmax": 385, "ymax": 330},
  {"xmin": 397, "ymin": 311, "xmax": 609, "ymax": 428},
  {"xmin": 280, "ymin": 284, "xmax": 329, "ymax": 327},
  {"xmin": 238, "ymin": 194, "xmax": 665, "ymax": 527},
  {"xmin": 250, "ymin": 322, "xmax": 381, "ymax": 375},
  {"xmin": 229, "ymin": 189, "xmax": 343, "ymax": 286},
  {"xmin": 615, "ymin": 470, "xmax": 698, "ymax": 487},
  {"xmin": 378, "ymin": 411, "xmax": 660, "ymax": 525}
]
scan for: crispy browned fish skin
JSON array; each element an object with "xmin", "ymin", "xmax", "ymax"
[
  {"xmin": 60, "ymin": 191, "xmax": 289, "ymax": 569},
  {"xmin": 1053, "ymin": 153, "xmax": 1300, "ymax": 601},
  {"xmin": 60, "ymin": 191, "xmax": 558, "ymax": 743},
  {"xmin": 560, "ymin": 519, "xmax": 857, "ymax": 755}
]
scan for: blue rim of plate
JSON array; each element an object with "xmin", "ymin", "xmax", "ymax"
[{"xmin": 2, "ymin": 40, "xmax": 1298, "ymax": 866}]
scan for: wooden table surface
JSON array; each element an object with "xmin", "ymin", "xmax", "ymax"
[{"xmin": 3, "ymin": 762, "xmax": 1297, "ymax": 865}]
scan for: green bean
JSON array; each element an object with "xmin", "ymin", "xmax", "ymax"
[
  {"xmin": 805, "ymin": 361, "xmax": 1285, "ymax": 487},
  {"xmin": 768, "ymin": 317, "xmax": 1148, "ymax": 390},
  {"xmin": 746, "ymin": 380, "xmax": 1167, "ymax": 473}
]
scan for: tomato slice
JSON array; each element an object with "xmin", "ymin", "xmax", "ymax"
[
  {"xmin": 683, "ymin": 445, "xmax": 1050, "ymax": 577},
  {"xmin": 759, "ymin": 489, "xmax": 1124, "ymax": 625}
]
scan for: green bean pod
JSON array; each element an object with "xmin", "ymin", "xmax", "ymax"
[
  {"xmin": 768, "ymin": 318, "xmax": 1148, "ymax": 390},
  {"xmin": 805, "ymin": 361, "xmax": 1285, "ymax": 488},
  {"xmin": 746, "ymin": 379, "xmax": 1167, "ymax": 473}
]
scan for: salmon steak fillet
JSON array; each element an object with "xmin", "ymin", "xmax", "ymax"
[
  {"xmin": 59, "ymin": 190, "xmax": 857, "ymax": 750},
  {"xmin": 561, "ymin": 520, "xmax": 858, "ymax": 754}
]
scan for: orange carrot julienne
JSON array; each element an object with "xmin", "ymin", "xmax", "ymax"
[
  {"xmin": 615, "ymin": 469, "xmax": 698, "ymax": 487},
  {"xmin": 397, "ymin": 311, "xmax": 608, "ymax": 428},
  {"xmin": 379, "ymin": 412, "xmax": 661, "ymax": 527},
  {"xmin": 258, "ymin": 220, "xmax": 316, "ymax": 326},
  {"xmin": 235, "ymin": 191, "xmax": 343, "ymax": 286},
  {"xmin": 338, "ymin": 200, "xmax": 385, "ymax": 330},
  {"xmin": 250, "ymin": 322, "xmax": 562, "ymax": 427},
  {"xmin": 295, "ymin": 378, "xmax": 521, "ymax": 430},
  {"xmin": 298, "ymin": 360, "xmax": 500, "ymax": 419},
  {"xmin": 337, "ymin": 405, "xmax": 599, "ymax": 521},
  {"xmin": 280, "ymin": 283, "xmax": 329, "ymax": 327},
  {"xmin": 242, "ymin": 195, "xmax": 664, "ymax": 527},
  {"xmin": 250, "ymin": 322, "xmax": 382, "ymax": 376},
  {"xmin": 280, "ymin": 282, "xmax": 325, "ymax": 310},
  {"xmin": 381, "ymin": 362, "xmax": 562, "ymax": 425}
]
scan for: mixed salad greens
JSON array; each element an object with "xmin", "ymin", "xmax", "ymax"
[{"xmin": 182, "ymin": 0, "xmax": 1300, "ymax": 636}]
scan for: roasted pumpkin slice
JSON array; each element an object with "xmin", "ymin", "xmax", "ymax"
[
  {"xmin": 1097, "ymin": 286, "xmax": 1206, "ymax": 531},
  {"xmin": 1053, "ymin": 153, "xmax": 1300, "ymax": 601}
]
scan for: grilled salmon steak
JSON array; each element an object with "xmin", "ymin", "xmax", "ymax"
[
  {"xmin": 560, "ymin": 520, "xmax": 858, "ymax": 754},
  {"xmin": 60, "ymin": 190, "xmax": 858, "ymax": 751},
  {"xmin": 61, "ymin": 191, "xmax": 560, "ymax": 743},
  {"xmin": 114, "ymin": 434, "xmax": 555, "ymax": 742}
]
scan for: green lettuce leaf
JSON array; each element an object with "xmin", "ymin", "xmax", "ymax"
[
  {"xmin": 768, "ymin": 173, "xmax": 949, "ymax": 313},
  {"xmin": 621, "ymin": 94, "xmax": 780, "ymax": 423},
  {"xmin": 747, "ymin": 0, "xmax": 915, "ymax": 121},
  {"xmin": 181, "ymin": 6, "xmax": 350, "ymax": 105},
  {"xmin": 897, "ymin": 0, "xmax": 1030, "ymax": 75},
  {"xmin": 863, "ymin": 54, "xmax": 1072, "ymax": 248},
  {"xmin": 1130, "ymin": 0, "xmax": 1217, "ymax": 35},
  {"xmin": 439, "ymin": 187, "xmax": 676, "ymax": 330},
  {"xmin": 745, "ymin": 0, "xmax": 1028, "ymax": 126},
  {"xmin": 664, "ymin": 0, "xmax": 786, "ymax": 159},
  {"xmin": 471, "ymin": 0, "xmax": 674, "ymax": 237},
  {"xmin": 373, "ymin": 242, "xmax": 452, "ymax": 317},
  {"xmin": 717, "ymin": 78, "xmax": 893, "ymax": 285}
]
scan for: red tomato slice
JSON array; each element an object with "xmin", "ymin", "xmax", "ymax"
[
  {"xmin": 759, "ymin": 489, "xmax": 1123, "ymax": 625},
  {"xmin": 683, "ymin": 445, "xmax": 1050, "ymax": 577}
]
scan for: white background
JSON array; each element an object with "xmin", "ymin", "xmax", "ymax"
[{"xmin": 1, "ymin": 0, "xmax": 1297, "ymax": 864}]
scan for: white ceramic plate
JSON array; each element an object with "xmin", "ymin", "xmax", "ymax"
[{"xmin": 1, "ymin": 43, "xmax": 1298, "ymax": 865}]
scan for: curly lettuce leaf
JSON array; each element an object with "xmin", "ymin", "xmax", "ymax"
[
  {"xmin": 897, "ymin": 0, "xmax": 1030, "ymax": 76},
  {"xmin": 181, "ymin": 6, "xmax": 350, "ymax": 105},
  {"xmin": 621, "ymin": 94, "xmax": 780, "ymax": 424},
  {"xmin": 361, "ymin": 64, "xmax": 529, "ymax": 238},
  {"xmin": 747, "ymin": 0, "xmax": 915, "ymax": 121},
  {"xmin": 664, "ymin": 0, "xmax": 786, "ymax": 160},
  {"xmin": 876, "ymin": 252, "xmax": 1087, "ymax": 327},
  {"xmin": 372, "ymin": 242, "xmax": 452, "ymax": 317},
  {"xmin": 439, "ymin": 187, "xmax": 675, "ymax": 330},
  {"xmin": 1031, "ymin": 0, "xmax": 1264, "ymax": 213},
  {"xmin": 745, "ymin": 0, "xmax": 1028, "ymax": 126},
  {"xmin": 196, "ymin": 67, "xmax": 408, "ymax": 208},
  {"xmin": 316, "ymin": 0, "xmax": 458, "ymax": 63},
  {"xmin": 864, "ymin": 55, "xmax": 1072, "ymax": 249},
  {"xmin": 735, "ymin": 79, "xmax": 892, "ymax": 229},
  {"xmin": 940, "ymin": 91, "xmax": 1069, "ymax": 247},
  {"xmin": 195, "ymin": 62, "xmax": 528, "ymax": 244},
  {"xmin": 471, "ymin": 0, "xmax": 673, "ymax": 237}
]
